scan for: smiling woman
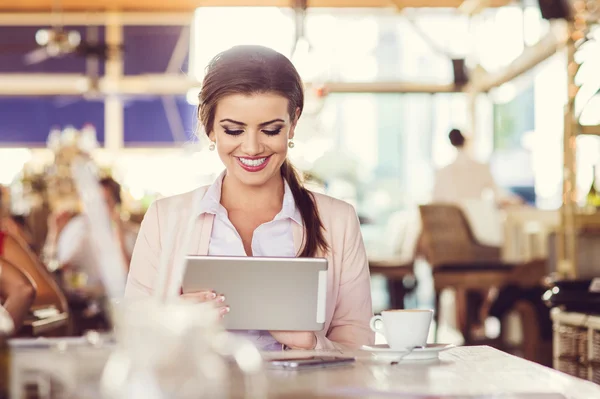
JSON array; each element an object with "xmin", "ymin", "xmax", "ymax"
[
  {"xmin": 125, "ymin": 45, "xmax": 374, "ymax": 351},
  {"xmin": 209, "ymin": 94, "xmax": 297, "ymax": 192}
]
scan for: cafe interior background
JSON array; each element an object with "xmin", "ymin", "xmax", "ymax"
[{"xmin": 1, "ymin": 0, "xmax": 600, "ymax": 390}]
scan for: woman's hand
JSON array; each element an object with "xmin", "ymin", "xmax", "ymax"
[
  {"xmin": 180, "ymin": 290, "xmax": 230, "ymax": 317},
  {"xmin": 269, "ymin": 331, "xmax": 317, "ymax": 350}
]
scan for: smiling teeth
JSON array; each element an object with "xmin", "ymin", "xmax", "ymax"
[{"xmin": 239, "ymin": 157, "xmax": 267, "ymax": 167}]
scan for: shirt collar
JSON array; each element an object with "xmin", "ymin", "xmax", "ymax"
[
  {"xmin": 196, "ymin": 170, "xmax": 226, "ymax": 216},
  {"xmin": 455, "ymin": 149, "xmax": 470, "ymax": 162},
  {"xmin": 197, "ymin": 170, "xmax": 303, "ymax": 226},
  {"xmin": 280, "ymin": 180, "xmax": 303, "ymax": 226}
]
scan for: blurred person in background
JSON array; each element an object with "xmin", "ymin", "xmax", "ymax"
[
  {"xmin": 44, "ymin": 177, "xmax": 137, "ymax": 333},
  {"xmin": 50, "ymin": 177, "xmax": 138, "ymax": 285},
  {"xmin": 431, "ymin": 129, "xmax": 523, "ymax": 341},
  {"xmin": 432, "ymin": 129, "xmax": 522, "ymax": 207},
  {"xmin": 432, "ymin": 131, "xmax": 550, "ymax": 349}
]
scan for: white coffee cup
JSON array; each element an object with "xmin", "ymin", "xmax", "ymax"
[{"xmin": 370, "ymin": 309, "xmax": 434, "ymax": 350}]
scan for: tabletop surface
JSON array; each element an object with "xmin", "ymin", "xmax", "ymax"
[
  {"xmin": 9, "ymin": 341, "xmax": 600, "ymax": 399},
  {"xmin": 261, "ymin": 346, "xmax": 600, "ymax": 399}
]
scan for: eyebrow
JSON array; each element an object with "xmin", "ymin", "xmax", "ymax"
[{"xmin": 219, "ymin": 118, "xmax": 285, "ymax": 127}]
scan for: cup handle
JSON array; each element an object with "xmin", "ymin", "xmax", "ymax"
[{"xmin": 369, "ymin": 315, "xmax": 383, "ymax": 332}]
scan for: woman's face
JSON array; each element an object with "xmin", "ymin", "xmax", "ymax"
[{"xmin": 209, "ymin": 92, "xmax": 299, "ymax": 188}]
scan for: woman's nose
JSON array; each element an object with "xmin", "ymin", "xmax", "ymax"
[{"xmin": 240, "ymin": 131, "xmax": 263, "ymax": 155}]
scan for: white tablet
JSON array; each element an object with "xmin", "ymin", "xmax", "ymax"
[{"xmin": 182, "ymin": 256, "xmax": 328, "ymax": 331}]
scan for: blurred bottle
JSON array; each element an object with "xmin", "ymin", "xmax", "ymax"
[{"xmin": 586, "ymin": 165, "xmax": 600, "ymax": 210}]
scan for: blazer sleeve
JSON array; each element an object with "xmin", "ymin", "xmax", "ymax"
[
  {"xmin": 124, "ymin": 201, "xmax": 161, "ymax": 297},
  {"xmin": 315, "ymin": 202, "xmax": 375, "ymax": 350}
]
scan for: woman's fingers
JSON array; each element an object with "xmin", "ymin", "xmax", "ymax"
[
  {"xmin": 219, "ymin": 305, "xmax": 230, "ymax": 318},
  {"xmin": 181, "ymin": 291, "xmax": 230, "ymax": 317},
  {"xmin": 181, "ymin": 290, "xmax": 217, "ymax": 303}
]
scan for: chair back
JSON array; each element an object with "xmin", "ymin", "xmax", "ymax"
[{"xmin": 419, "ymin": 204, "xmax": 499, "ymax": 267}]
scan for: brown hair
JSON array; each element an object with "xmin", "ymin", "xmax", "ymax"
[
  {"xmin": 198, "ymin": 45, "xmax": 328, "ymax": 257},
  {"xmin": 449, "ymin": 128, "xmax": 465, "ymax": 148},
  {"xmin": 99, "ymin": 177, "xmax": 121, "ymax": 205}
]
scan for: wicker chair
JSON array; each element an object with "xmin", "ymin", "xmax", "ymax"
[
  {"xmin": 419, "ymin": 204, "xmax": 550, "ymax": 364},
  {"xmin": 419, "ymin": 204, "xmax": 514, "ymax": 344}
]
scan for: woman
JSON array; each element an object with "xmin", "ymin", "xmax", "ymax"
[
  {"xmin": 0, "ymin": 258, "xmax": 36, "ymax": 335},
  {"xmin": 125, "ymin": 45, "xmax": 374, "ymax": 350}
]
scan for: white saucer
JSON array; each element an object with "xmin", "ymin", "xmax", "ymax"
[{"xmin": 360, "ymin": 343, "xmax": 455, "ymax": 361}]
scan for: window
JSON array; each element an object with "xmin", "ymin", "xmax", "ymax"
[
  {"xmin": 188, "ymin": 6, "xmax": 494, "ymax": 216},
  {"xmin": 297, "ymin": 92, "xmax": 472, "ymax": 220},
  {"xmin": 191, "ymin": 8, "xmax": 471, "ymax": 84},
  {"xmin": 191, "ymin": 7, "xmax": 295, "ymax": 81}
]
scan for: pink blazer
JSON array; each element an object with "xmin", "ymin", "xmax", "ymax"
[{"xmin": 125, "ymin": 186, "xmax": 375, "ymax": 350}]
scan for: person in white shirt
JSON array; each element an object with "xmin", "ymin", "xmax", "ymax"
[
  {"xmin": 432, "ymin": 129, "xmax": 522, "ymax": 207},
  {"xmin": 51, "ymin": 177, "xmax": 137, "ymax": 292},
  {"xmin": 431, "ymin": 129, "xmax": 522, "ymax": 341},
  {"xmin": 434, "ymin": 129, "xmax": 494, "ymax": 204}
]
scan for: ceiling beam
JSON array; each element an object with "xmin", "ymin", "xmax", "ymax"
[
  {"xmin": 466, "ymin": 22, "xmax": 569, "ymax": 93},
  {"xmin": 0, "ymin": 74, "xmax": 91, "ymax": 95},
  {"xmin": 0, "ymin": 12, "xmax": 194, "ymax": 26},
  {"xmin": 0, "ymin": 0, "xmax": 512, "ymax": 13},
  {"xmin": 580, "ymin": 125, "xmax": 600, "ymax": 135},
  {"xmin": 324, "ymin": 81, "xmax": 459, "ymax": 93},
  {"xmin": 0, "ymin": 74, "xmax": 460, "ymax": 95}
]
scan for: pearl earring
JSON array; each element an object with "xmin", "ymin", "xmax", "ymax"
[
  {"xmin": 288, "ymin": 140, "xmax": 295, "ymax": 149},
  {"xmin": 209, "ymin": 142, "xmax": 215, "ymax": 151}
]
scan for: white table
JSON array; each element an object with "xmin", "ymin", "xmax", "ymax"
[
  {"xmin": 10, "ymin": 344, "xmax": 600, "ymax": 398},
  {"xmin": 261, "ymin": 346, "xmax": 600, "ymax": 399}
]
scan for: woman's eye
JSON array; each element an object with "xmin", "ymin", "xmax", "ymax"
[
  {"xmin": 224, "ymin": 129, "xmax": 244, "ymax": 136},
  {"xmin": 262, "ymin": 128, "xmax": 282, "ymax": 136}
]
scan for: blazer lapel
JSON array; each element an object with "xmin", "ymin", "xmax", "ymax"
[
  {"xmin": 293, "ymin": 221, "xmax": 304, "ymax": 256},
  {"xmin": 184, "ymin": 186, "xmax": 213, "ymax": 256},
  {"xmin": 194, "ymin": 213, "xmax": 214, "ymax": 255}
]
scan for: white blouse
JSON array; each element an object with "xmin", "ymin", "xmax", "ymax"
[{"xmin": 197, "ymin": 171, "xmax": 302, "ymax": 350}]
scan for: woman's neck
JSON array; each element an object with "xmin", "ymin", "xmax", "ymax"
[{"xmin": 220, "ymin": 173, "xmax": 285, "ymax": 211}]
